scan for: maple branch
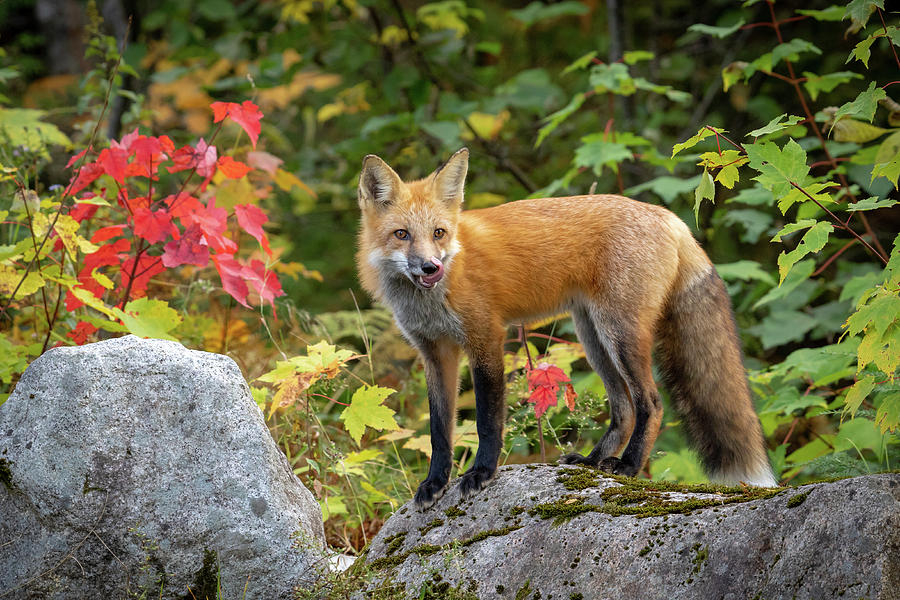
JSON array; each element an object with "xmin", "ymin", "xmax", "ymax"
[
  {"xmin": 877, "ymin": 8, "xmax": 900, "ymax": 71},
  {"xmin": 789, "ymin": 181, "xmax": 887, "ymax": 265},
  {"xmin": 518, "ymin": 324, "xmax": 534, "ymax": 371},
  {"xmin": 811, "ymin": 239, "xmax": 858, "ymax": 277},
  {"xmin": 705, "ymin": 126, "xmax": 746, "ymax": 154},
  {"xmin": 117, "ymin": 239, "xmax": 148, "ymax": 309},
  {"xmin": 740, "ymin": 15, "xmax": 808, "ymax": 30},
  {"xmin": 764, "ymin": 0, "xmax": 888, "ymax": 261}
]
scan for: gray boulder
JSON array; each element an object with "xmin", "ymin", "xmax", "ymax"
[
  {"xmin": 359, "ymin": 464, "xmax": 900, "ymax": 600},
  {"xmin": 0, "ymin": 335, "xmax": 326, "ymax": 599}
]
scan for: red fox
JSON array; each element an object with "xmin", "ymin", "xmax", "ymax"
[{"xmin": 356, "ymin": 148, "xmax": 776, "ymax": 508}]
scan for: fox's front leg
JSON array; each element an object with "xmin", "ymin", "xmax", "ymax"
[
  {"xmin": 414, "ymin": 337, "xmax": 461, "ymax": 508},
  {"xmin": 458, "ymin": 332, "xmax": 506, "ymax": 499}
]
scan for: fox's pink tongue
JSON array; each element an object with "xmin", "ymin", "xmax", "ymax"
[{"xmin": 422, "ymin": 257, "xmax": 444, "ymax": 285}]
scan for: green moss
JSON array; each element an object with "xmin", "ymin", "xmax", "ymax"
[
  {"xmin": 570, "ymin": 594, "xmax": 584, "ymax": 600},
  {"xmin": 557, "ymin": 467, "xmax": 602, "ymax": 490},
  {"xmin": 530, "ymin": 479, "xmax": 782, "ymax": 521},
  {"xmin": 529, "ymin": 497, "xmax": 594, "ymax": 525},
  {"xmin": 180, "ymin": 549, "xmax": 218, "ymax": 600},
  {"xmin": 509, "ymin": 505, "xmax": 526, "ymax": 516},
  {"xmin": 515, "ymin": 580, "xmax": 532, "ymax": 600},
  {"xmin": 638, "ymin": 544, "xmax": 652, "ymax": 557},
  {"xmin": 383, "ymin": 531, "xmax": 407, "ymax": 556},
  {"xmin": 367, "ymin": 554, "xmax": 407, "ymax": 570},
  {"xmin": 444, "ymin": 505, "xmax": 466, "ymax": 518},
  {"xmin": 497, "ymin": 585, "xmax": 505, "ymax": 594},
  {"xmin": 787, "ymin": 491, "xmax": 809, "ymax": 508},
  {"xmin": 0, "ymin": 458, "xmax": 13, "ymax": 492},
  {"xmin": 419, "ymin": 518, "xmax": 444, "ymax": 535},
  {"xmin": 459, "ymin": 526, "xmax": 522, "ymax": 547},
  {"xmin": 691, "ymin": 543, "xmax": 708, "ymax": 575},
  {"xmin": 413, "ymin": 544, "xmax": 443, "ymax": 557},
  {"xmin": 367, "ymin": 525, "xmax": 521, "ymax": 573}
]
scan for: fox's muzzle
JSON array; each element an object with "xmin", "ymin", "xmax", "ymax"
[{"xmin": 416, "ymin": 256, "xmax": 444, "ymax": 288}]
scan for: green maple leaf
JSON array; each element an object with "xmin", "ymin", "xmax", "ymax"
[
  {"xmin": 833, "ymin": 82, "xmax": 887, "ymax": 124},
  {"xmin": 802, "ymin": 71, "xmax": 862, "ymax": 101},
  {"xmin": 113, "ymin": 297, "xmax": 182, "ymax": 341},
  {"xmin": 574, "ymin": 137, "xmax": 632, "ymax": 176},
  {"xmin": 672, "ymin": 127, "xmax": 717, "ymax": 158},
  {"xmin": 340, "ymin": 385, "xmax": 399, "ymax": 445},
  {"xmin": 693, "ymin": 168, "xmax": 715, "ymax": 225},
  {"xmin": 775, "ymin": 221, "xmax": 833, "ymax": 284},
  {"xmin": 747, "ymin": 114, "xmax": 804, "ymax": 139},
  {"xmin": 745, "ymin": 139, "xmax": 810, "ymax": 196}
]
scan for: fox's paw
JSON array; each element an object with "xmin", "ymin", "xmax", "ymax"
[
  {"xmin": 558, "ymin": 452, "xmax": 600, "ymax": 467},
  {"xmin": 457, "ymin": 466, "xmax": 496, "ymax": 499},
  {"xmin": 414, "ymin": 479, "xmax": 448, "ymax": 510},
  {"xmin": 597, "ymin": 457, "xmax": 638, "ymax": 477}
]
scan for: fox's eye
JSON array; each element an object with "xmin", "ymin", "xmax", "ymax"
[
  {"xmin": 434, "ymin": 228, "xmax": 446, "ymax": 240},
  {"xmin": 393, "ymin": 229, "xmax": 409, "ymax": 240}
]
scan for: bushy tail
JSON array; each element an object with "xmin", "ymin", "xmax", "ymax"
[{"xmin": 656, "ymin": 267, "xmax": 777, "ymax": 487}]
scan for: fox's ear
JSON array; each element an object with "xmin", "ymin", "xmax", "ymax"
[
  {"xmin": 432, "ymin": 148, "xmax": 469, "ymax": 206},
  {"xmin": 359, "ymin": 154, "xmax": 403, "ymax": 210}
]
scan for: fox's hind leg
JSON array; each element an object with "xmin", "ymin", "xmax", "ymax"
[
  {"xmin": 559, "ymin": 305, "xmax": 636, "ymax": 466},
  {"xmin": 561, "ymin": 305, "xmax": 663, "ymax": 478}
]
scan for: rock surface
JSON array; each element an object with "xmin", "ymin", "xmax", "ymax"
[
  {"xmin": 360, "ymin": 464, "xmax": 900, "ymax": 600},
  {"xmin": 0, "ymin": 336, "xmax": 326, "ymax": 600}
]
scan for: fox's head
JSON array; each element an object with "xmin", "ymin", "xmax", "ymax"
[{"xmin": 357, "ymin": 148, "xmax": 468, "ymax": 291}]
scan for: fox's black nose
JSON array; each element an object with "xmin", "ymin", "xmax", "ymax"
[{"xmin": 421, "ymin": 262, "xmax": 439, "ymax": 275}]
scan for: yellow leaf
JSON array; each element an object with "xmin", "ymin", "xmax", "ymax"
[
  {"xmin": 274, "ymin": 168, "xmax": 317, "ymax": 198},
  {"xmin": 403, "ymin": 434, "xmax": 432, "ymax": 458},
  {"xmin": 0, "ymin": 265, "xmax": 44, "ymax": 299},
  {"xmin": 215, "ymin": 177, "xmax": 257, "ymax": 211},
  {"xmin": 462, "ymin": 111, "xmax": 510, "ymax": 141},
  {"xmin": 377, "ymin": 428, "xmax": 416, "ymax": 442},
  {"xmin": 91, "ymin": 268, "xmax": 115, "ymax": 290},
  {"xmin": 71, "ymin": 287, "xmax": 118, "ymax": 318},
  {"xmin": 53, "ymin": 214, "xmax": 98, "ymax": 260}
]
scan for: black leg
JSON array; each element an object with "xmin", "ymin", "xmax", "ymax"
[
  {"xmin": 413, "ymin": 338, "xmax": 460, "ymax": 508},
  {"xmin": 457, "ymin": 355, "xmax": 506, "ymax": 498}
]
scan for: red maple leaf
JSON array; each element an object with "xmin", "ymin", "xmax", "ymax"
[
  {"xmin": 162, "ymin": 225, "xmax": 210, "ymax": 268},
  {"xmin": 234, "ymin": 203, "xmax": 272, "ymax": 256},
  {"xmin": 163, "ymin": 192, "xmax": 204, "ymax": 219},
  {"xmin": 69, "ymin": 203, "xmax": 98, "ymax": 223},
  {"xmin": 525, "ymin": 362, "xmax": 571, "ymax": 419},
  {"xmin": 211, "ymin": 100, "xmax": 263, "ymax": 148},
  {"xmin": 216, "ymin": 155, "xmax": 252, "ymax": 179},
  {"xmin": 527, "ymin": 362, "xmax": 569, "ymax": 390},
  {"xmin": 242, "ymin": 259, "xmax": 284, "ymax": 307},
  {"xmin": 528, "ymin": 385, "xmax": 559, "ymax": 419},
  {"xmin": 97, "ymin": 147, "xmax": 130, "ymax": 184},
  {"xmin": 212, "ymin": 254, "xmax": 250, "ymax": 307},
  {"xmin": 119, "ymin": 254, "xmax": 165, "ymax": 299},
  {"xmin": 132, "ymin": 208, "xmax": 175, "ymax": 244},
  {"xmin": 91, "ymin": 225, "xmax": 127, "ymax": 244},
  {"xmin": 67, "ymin": 321, "xmax": 98, "ymax": 345},
  {"xmin": 66, "ymin": 147, "xmax": 91, "ymax": 169},
  {"xmin": 66, "ymin": 162, "xmax": 104, "ymax": 196},
  {"xmin": 111, "ymin": 127, "xmax": 140, "ymax": 152},
  {"xmin": 169, "ymin": 138, "xmax": 218, "ymax": 178},
  {"xmin": 180, "ymin": 199, "xmax": 237, "ymax": 254}
]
